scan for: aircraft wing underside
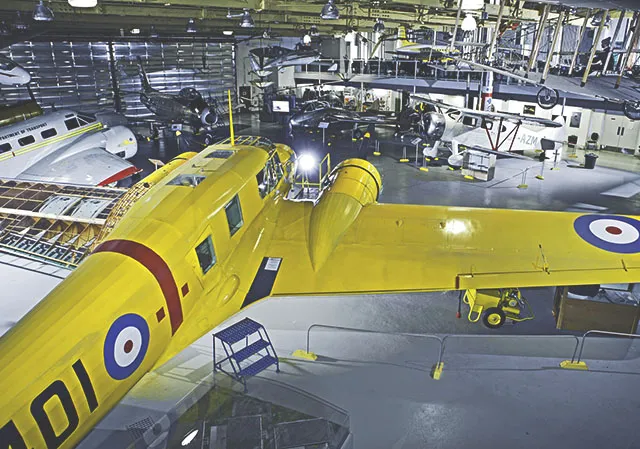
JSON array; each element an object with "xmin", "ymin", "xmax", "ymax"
[
  {"xmin": 17, "ymin": 147, "xmax": 138, "ymax": 186},
  {"xmin": 257, "ymin": 202, "xmax": 640, "ymax": 298}
]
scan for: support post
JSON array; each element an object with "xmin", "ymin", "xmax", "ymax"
[
  {"xmin": 616, "ymin": 13, "xmax": 640, "ymax": 89},
  {"xmin": 542, "ymin": 10, "xmax": 566, "ymax": 84},
  {"xmin": 528, "ymin": 4, "xmax": 551, "ymax": 73},
  {"xmin": 581, "ymin": 9, "xmax": 609, "ymax": 87},
  {"xmin": 602, "ymin": 10, "xmax": 626, "ymax": 76},
  {"xmin": 568, "ymin": 11, "xmax": 591, "ymax": 76},
  {"xmin": 450, "ymin": 0, "xmax": 463, "ymax": 54},
  {"xmin": 488, "ymin": 0, "xmax": 505, "ymax": 62}
]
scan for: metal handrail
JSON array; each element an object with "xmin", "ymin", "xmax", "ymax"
[
  {"xmin": 304, "ymin": 323, "xmax": 443, "ymax": 366},
  {"xmin": 439, "ymin": 333, "xmax": 581, "ymax": 368},
  {"xmin": 570, "ymin": 330, "xmax": 640, "ymax": 364}
]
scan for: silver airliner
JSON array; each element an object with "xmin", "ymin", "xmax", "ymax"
[{"xmin": 0, "ymin": 110, "xmax": 139, "ymax": 186}]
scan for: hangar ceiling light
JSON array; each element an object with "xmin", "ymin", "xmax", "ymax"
[
  {"xmin": 461, "ymin": 0, "xmax": 484, "ymax": 10},
  {"xmin": 461, "ymin": 13, "xmax": 477, "ymax": 31},
  {"xmin": 68, "ymin": 0, "xmax": 97, "ymax": 7},
  {"xmin": 239, "ymin": 9, "xmax": 255, "ymax": 28},
  {"xmin": 223, "ymin": 30, "xmax": 233, "ymax": 36},
  {"xmin": 373, "ymin": 18, "xmax": 385, "ymax": 33},
  {"xmin": 33, "ymin": 1, "xmax": 54, "ymax": 22},
  {"xmin": 321, "ymin": 0, "xmax": 340, "ymax": 20},
  {"xmin": 186, "ymin": 17, "xmax": 197, "ymax": 33}
]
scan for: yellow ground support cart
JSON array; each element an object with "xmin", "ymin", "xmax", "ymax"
[{"xmin": 463, "ymin": 288, "xmax": 535, "ymax": 328}]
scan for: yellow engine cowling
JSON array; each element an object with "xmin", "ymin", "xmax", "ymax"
[{"xmin": 308, "ymin": 158, "xmax": 382, "ymax": 270}]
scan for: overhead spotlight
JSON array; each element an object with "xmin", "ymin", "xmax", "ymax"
[
  {"xmin": 302, "ymin": 33, "xmax": 312, "ymax": 45},
  {"xmin": 33, "ymin": 1, "xmax": 54, "ymax": 21},
  {"xmin": 149, "ymin": 25, "xmax": 159, "ymax": 38},
  {"xmin": 67, "ymin": 0, "xmax": 97, "ymax": 7},
  {"xmin": 223, "ymin": 30, "xmax": 233, "ymax": 36},
  {"xmin": 310, "ymin": 24, "xmax": 320, "ymax": 36},
  {"xmin": 239, "ymin": 9, "xmax": 254, "ymax": 28},
  {"xmin": 372, "ymin": 18, "xmax": 385, "ymax": 33},
  {"xmin": 186, "ymin": 17, "xmax": 197, "ymax": 33},
  {"xmin": 130, "ymin": 27, "xmax": 140, "ymax": 35},
  {"xmin": 0, "ymin": 21, "xmax": 10, "ymax": 36},
  {"xmin": 14, "ymin": 11, "xmax": 29, "ymax": 31},
  {"xmin": 461, "ymin": 13, "xmax": 477, "ymax": 31},
  {"xmin": 460, "ymin": 0, "xmax": 484, "ymax": 10},
  {"xmin": 320, "ymin": 0, "xmax": 339, "ymax": 20}
]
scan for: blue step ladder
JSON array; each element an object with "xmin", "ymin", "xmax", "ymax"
[{"xmin": 213, "ymin": 317, "xmax": 280, "ymax": 390}]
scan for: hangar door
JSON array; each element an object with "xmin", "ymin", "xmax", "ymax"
[{"xmin": 0, "ymin": 40, "xmax": 235, "ymax": 123}]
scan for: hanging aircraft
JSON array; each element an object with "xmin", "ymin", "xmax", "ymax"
[
  {"xmin": 135, "ymin": 58, "xmax": 225, "ymax": 142},
  {"xmin": 450, "ymin": 58, "xmax": 640, "ymax": 121},
  {"xmin": 249, "ymin": 45, "xmax": 323, "ymax": 78},
  {"xmin": 288, "ymin": 99, "xmax": 446, "ymax": 143},
  {"xmin": 0, "ymin": 55, "xmax": 30, "ymax": 86},
  {"xmin": 410, "ymin": 94, "xmax": 565, "ymax": 166},
  {"xmin": 0, "ymin": 109, "xmax": 138, "ymax": 185},
  {"xmin": 2, "ymin": 134, "xmax": 640, "ymax": 449}
]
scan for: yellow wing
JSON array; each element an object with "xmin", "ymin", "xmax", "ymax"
[{"xmin": 261, "ymin": 202, "xmax": 640, "ymax": 298}]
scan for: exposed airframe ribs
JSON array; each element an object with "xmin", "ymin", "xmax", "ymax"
[{"xmin": 0, "ymin": 179, "xmax": 125, "ymax": 268}]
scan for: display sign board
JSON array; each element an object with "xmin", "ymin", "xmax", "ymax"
[
  {"xmin": 272, "ymin": 100, "xmax": 290, "ymax": 113},
  {"xmin": 318, "ymin": 122, "xmax": 330, "ymax": 129}
]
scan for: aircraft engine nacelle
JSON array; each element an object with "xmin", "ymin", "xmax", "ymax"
[
  {"xmin": 421, "ymin": 111, "xmax": 446, "ymax": 141},
  {"xmin": 200, "ymin": 107, "xmax": 218, "ymax": 126},
  {"xmin": 309, "ymin": 159, "xmax": 381, "ymax": 270},
  {"xmin": 104, "ymin": 125, "xmax": 138, "ymax": 159}
]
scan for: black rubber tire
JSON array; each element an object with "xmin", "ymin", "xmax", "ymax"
[
  {"xmin": 353, "ymin": 129, "xmax": 363, "ymax": 139},
  {"xmin": 536, "ymin": 87, "xmax": 559, "ymax": 110},
  {"xmin": 482, "ymin": 307, "xmax": 506, "ymax": 329}
]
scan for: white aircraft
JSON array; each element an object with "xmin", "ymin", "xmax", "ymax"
[
  {"xmin": 411, "ymin": 94, "xmax": 565, "ymax": 166},
  {"xmin": 0, "ymin": 55, "xmax": 30, "ymax": 86},
  {"xmin": 0, "ymin": 110, "xmax": 139, "ymax": 186}
]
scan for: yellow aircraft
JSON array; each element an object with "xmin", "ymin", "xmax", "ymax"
[{"xmin": 2, "ymin": 134, "xmax": 640, "ymax": 448}]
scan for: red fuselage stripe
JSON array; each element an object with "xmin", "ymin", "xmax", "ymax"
[
  {"xmin": 97, "ymin": 166, "xmax": 140, "ymax": 186},
  {"xmin": 93, "ymin": 239, "xmax": 183, "ymax": 335}
]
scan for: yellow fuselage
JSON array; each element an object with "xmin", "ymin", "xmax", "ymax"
[{"xmin": 0, "ymin": 141, "xmax": 294, "ymax": 449}]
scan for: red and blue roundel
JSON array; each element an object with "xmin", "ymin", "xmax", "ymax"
[
  {"xmin": 104, "ymin": 313, "xmax": 150, "ymax": 380},
  {"xmin": 574, "ymin": 215, "xmax": 640, "ymax": 254}
]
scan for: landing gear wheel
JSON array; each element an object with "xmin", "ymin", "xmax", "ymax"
[
  {"xmin": 353, "ymin": 129, "xmax": 363, "ymax": 140},
  {"xmin": 537, "ymin": 87, "xmax": 559, "ymax": 110},
  {"xmin": 482, "ymin": 307, "xmax": 506, "ymax": 329},
  {"xmin": 204, "ymin": 133, "xmax": 215, "ymax": 146}
]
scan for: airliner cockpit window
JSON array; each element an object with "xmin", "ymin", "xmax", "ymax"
[
  {"xmin": 77, "ymin": 114, "xmax": 96, "ymax": 125},
  {"xmin": 64, "ymin": 118, "xmax": 80, "ymax": 131}
]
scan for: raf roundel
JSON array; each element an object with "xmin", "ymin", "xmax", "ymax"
[
  {"xmin": 574, "ymin": 215, "xmax": 640, "ymax": 254},
  {"xmin": 104, "ymin": 313, "xmax": 150, "ymax": 380}
]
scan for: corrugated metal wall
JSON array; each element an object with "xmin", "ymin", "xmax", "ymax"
[{"xmin": 0, "ymin": 40, "xmax": 235, "ymax": 122}]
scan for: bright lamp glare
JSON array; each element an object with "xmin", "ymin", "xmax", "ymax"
[
  {"xmin": 443, "ymin": 219, "xmax": 468, "ymax": 235},
  {"xmin": 298, "ymin": 153, "xmax": 316, "ymax": 173},
  {"xmin": 461, "ymin": 13, "xmax": 477, "ymax": 31},
  {"xmin": 181, "ymin": 429, "xmax": 198, "ymax": 446}
]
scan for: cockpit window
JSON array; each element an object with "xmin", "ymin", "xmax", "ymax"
[
  {"xmin": 77, "ymin": 114, "xmax": 96, "ymax": 125},
  {"xmin": 195, "ymin": 235, "xmax": 216, "ymax": 274},
  {"xmin": 64, "ymin": 117, "xmax": 80, "ymax": 131},
  {"xmin": 0, "ymin": 60, "xmax": 15, "ymax": 70}
]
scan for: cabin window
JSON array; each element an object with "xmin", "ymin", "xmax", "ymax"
[
  {"xmin": 64, "ymin": 118, "xmax": 80, "ymax": 131},
  {"xmin": 18, "ymin": 135, "xmax": 35, "ymax": 146},
  {"xmin": 225, "ymin": 195, "xmax": 244, "ymax": 236},
  {"xmin": 195, "ymin": 235, "xmax": 216, "ymax": 274},
  {"xmin": 41, "ymin": 128, "xmax": 57, "ymax": 139},
  {"xmin": 0, "ymin": 143, "xmax": 11, "ymax": 153}
]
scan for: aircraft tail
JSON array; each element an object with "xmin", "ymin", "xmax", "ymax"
[
  {"xmin": 136, "ymin": 56, "xmax": 153, "ymax": 92},
  {"xmin": 397, "ymin": 25, "xmax": 412, "ymax": 47}
]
